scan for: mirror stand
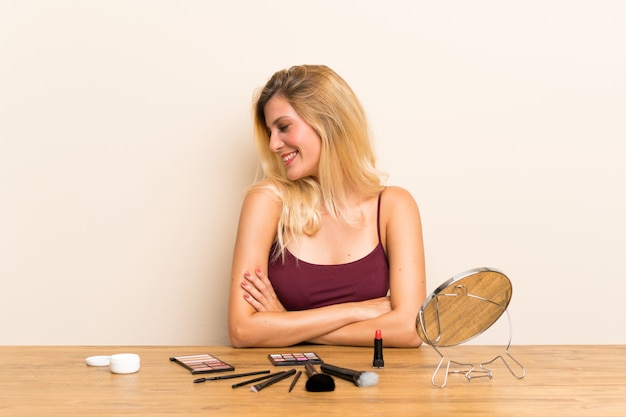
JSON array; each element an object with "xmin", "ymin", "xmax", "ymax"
[
  {"xmin": 425, "ymin": 310, "xmax": 526, "ymax": 388},
  {"xmin": 416, "ymin": 267, "xmax": 526, "ymax": 388}
]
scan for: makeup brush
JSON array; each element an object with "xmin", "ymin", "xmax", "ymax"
[
  {"xmin": 250, "ymin": 368, "xmax": 296, "ymax": 393},
  {"xmin": 320, "ymin": 363, "xmax": 379, "ymax": 387},
  {"xmin": 304, "ymin": 362, "xmax": 335, "ymax": 392},
  {"xmin": 288, "ymin": 370, "xmax": 302, "ymax": 392}
]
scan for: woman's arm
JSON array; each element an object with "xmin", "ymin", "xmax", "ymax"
[
  {"xmin": 227, "ymin": 189, "xmax": 389, "ymax": 348},
  {"xmin": 306, "ymin": 186, "xmax": 426, "ymax": 347}
]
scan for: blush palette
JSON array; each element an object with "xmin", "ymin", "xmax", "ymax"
[
  {"xmin": 169, "ymin": 353, "xmax": 235, "ymax": 374},
  {"xmin": 267, "ymin": 352, "xmax": 323, "ymax": 366}
]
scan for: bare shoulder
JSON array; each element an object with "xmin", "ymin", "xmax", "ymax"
[
  {"xmin": 381, "ymin": 186, "xmax": 419, "ymax": 212},
  {"xmin": 237, "ymin": 182, "xmax": 282, "ymax": 233},
  {"xmin": 379, "ymin": 186, "xmax": 423, "ymax": 259},
  {"xmin": 235, "ymin": 182, "xmax": 282, "ymax": 256},
  {"xmin": 380, "ymin": 186, "xmax": 422, "ymax": 246},
  {"xmin": 379, "ymin": 186, "xmax": 422, "ymax": 239},
  {"xmin": 243, "ymin": 181, "xmax": 282, "ymax": 209}
]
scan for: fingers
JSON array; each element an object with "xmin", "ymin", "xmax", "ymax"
[
  {"xmin": 252, "ymin": 267, "xmax": 280, "ymax": 299},
  {"xmin": 241, "ymin": 268, "xmax": 285, "ymax": 312},
  {"xmin": 243, "ymin": 290, "xmax": 265, "ymax": 311},
  {"xmin": 241, "ymin": 272, "xmax": 267, "ymax": 311},
  {"xmin": 242, "ymin": 270, "xmax": 268, "ymax": 299},
  {"xmin": 246, "ymin": 267, "xmax": 269, "ymax": 291}
]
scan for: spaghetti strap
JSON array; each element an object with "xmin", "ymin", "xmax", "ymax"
[{"xmin": 376, "ymin": 188, "xmax": 385, "ymax": 244}]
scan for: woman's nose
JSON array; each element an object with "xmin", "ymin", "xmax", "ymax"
[{"xmin": 269, "ymin": 133, "xmax": 283, "ymax": 153}]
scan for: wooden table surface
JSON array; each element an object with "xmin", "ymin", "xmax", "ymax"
[{"xmin": 0, "ymin": 345, "xmax": 624, "ymax": 416}]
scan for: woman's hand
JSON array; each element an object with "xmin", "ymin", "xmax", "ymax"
[
  {"xmin": 353, "ymin": 296, "xmax": 392, "ymax": 321},
  {"xmin": 241, "ymin": 267, "xmax": 286, "ymax": 312}
]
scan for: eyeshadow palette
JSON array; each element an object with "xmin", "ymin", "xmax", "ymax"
[
  {"xmin": 267, "ymin": 352, "xmax": 323, "ymax": 366},
  {"xmin": 169, "ymin": 354, "xmax": 235, "ymax": 374}
]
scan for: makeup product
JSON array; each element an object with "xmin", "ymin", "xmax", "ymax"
[
  {"xmin": 320, "ymin": 363, "xmax": 379, "ymax": 387},
  {"xmin": 288, "ymin": 370, "xmax": 302, "ymax": 392},
  {"xmin": 85, "ymin": 353, "xmax": 140, "ymax": 374},
  {"xmin": 193, "ymin": 370, "xmax": 270, "ymax": 383},
  {"xmin": 85, "ymin": 356, "xmax": 112, "ymax": 367},
  {"xmin": 169, "ymin": 354, "xmax": 235, "ymax": 374},
  {"xmin": 373, "ymin": 329, "xmax": 384, "ymax": 368},
  {"xmin": 231, "ymin": 371, "xmax": 285, "ymax": 388},
  {"xmin": 109, "ymin": 353, "xmax": 141, "ymax": 374},
  {"xmin": 268, "ymin": 352, "xmax": 323, "ymax": 366},
  {"xmin": 251, "ymin": 368, "xmax": 296, "ymax": 393},
  {"xmin": 304, "ymin": 362, "xmax": 335, "ymax": 392}
]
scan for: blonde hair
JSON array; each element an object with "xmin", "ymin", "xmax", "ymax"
[{"xmin": 249, "ymin": 65, "xmax": 384, "ymax": 259}]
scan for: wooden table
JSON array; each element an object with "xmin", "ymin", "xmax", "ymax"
[{"xmin": 0, "ymin": 345, "xmax": 624, "ymax": 416}]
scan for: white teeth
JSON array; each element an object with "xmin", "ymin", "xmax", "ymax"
[{"xmin": 282, "ymin": 151, "xmax": 297, "ymax": 162}]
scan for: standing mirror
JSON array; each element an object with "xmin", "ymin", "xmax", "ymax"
[{"xmin": 416, "ymin": 267, "xmax": 526, "ymax": 388}]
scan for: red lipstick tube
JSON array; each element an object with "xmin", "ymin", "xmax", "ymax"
[{"xmin": 373, "ymin": 329, "xmax": 384, "ymax": 368}]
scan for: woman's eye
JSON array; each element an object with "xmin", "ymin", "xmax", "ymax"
[{"xmin": 278, "ymin": 125, "xmax": 289, "ymax": 132}]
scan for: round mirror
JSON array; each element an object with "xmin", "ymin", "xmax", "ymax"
[{"xmin": 416, "ymin": 267, "xmax": 512, "ymax": 347}]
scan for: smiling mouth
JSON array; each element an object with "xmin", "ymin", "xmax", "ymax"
[{"xmin": 282, "ymin": 151, "xmax": 298, "ymax": 163}]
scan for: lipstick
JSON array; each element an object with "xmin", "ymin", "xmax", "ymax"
[{"xmin": 373, "ymin": 329, "xmax": 384, "ymax": 368}]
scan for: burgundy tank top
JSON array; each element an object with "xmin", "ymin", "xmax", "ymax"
[{"xmin": 268, "ymin": 192, "xmax": 389, "ymax": 311}]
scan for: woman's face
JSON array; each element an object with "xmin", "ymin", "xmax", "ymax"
[{"xmin": 264, "ymin": 95, "xmax": 322, "ymax": 181}]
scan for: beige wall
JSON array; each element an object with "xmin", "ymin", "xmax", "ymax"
[{"xmin": 1, "ymin": 1, "xmax": 624, "ymax": 345}]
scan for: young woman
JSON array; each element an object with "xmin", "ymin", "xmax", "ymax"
[{"xmin": 228, "ymin": 65, "xmax": 426, "ymax": 347}]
